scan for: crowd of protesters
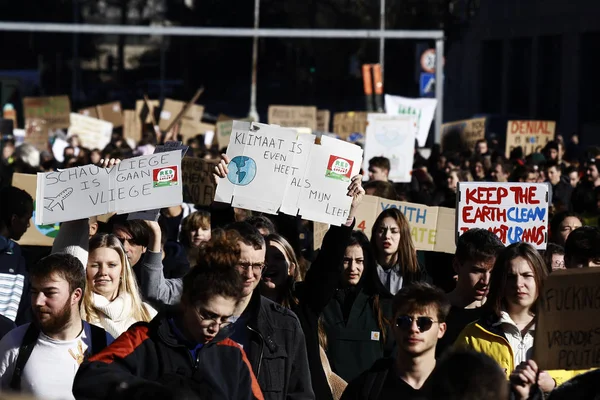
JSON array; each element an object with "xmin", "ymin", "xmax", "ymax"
[{"xmin": 0, "ymin": 124, "xmax": 598, "ymax": 400}]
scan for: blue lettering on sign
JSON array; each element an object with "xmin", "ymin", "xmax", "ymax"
[
  {"xmin": 380, "ymin": 203, "xmax": 427, "ymax": 224},
  {"xmin": 506, "ymin": 207, "xmax": 546, "ymax": 223}
]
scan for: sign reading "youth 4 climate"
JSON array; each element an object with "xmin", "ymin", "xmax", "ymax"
[{"xmin": 456, "ymin": 182, "xmax": 550, "ymax": 249}]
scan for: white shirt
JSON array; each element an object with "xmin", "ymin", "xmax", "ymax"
[
  {"xmin": 376, "ymin": 264, "xmax": 404, "ymax": 295},
  {"xmin": 0, "ymin": 322, "xmax": 113, "ymax": 400},
  {"xmin": 495, "ymin": 311, "xmax": 535, "ymax": 366}
]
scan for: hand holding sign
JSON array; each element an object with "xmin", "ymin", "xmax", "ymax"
[{"xmin": 213, "ymin": 154, "xmax": 230, "ymax": 185}]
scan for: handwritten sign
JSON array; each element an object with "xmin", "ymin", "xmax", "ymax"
[
  {"xmin": 96, "ymin": 101, "xmax": 124, "ymax": 128},
  {"xmin": 215, "ymin": 121, "xmax": 363, "ymax": 226},
  {"xmin": 23, "ymin": 96, "xmax": 71, "ymax": 129},
  {"xmin": 441, "ymin": 118, "xmax": 486, "ymax": 153},
  {"xmin": 35, "ymin": 150, "xmax": 182, "ymax": 225},
  {"xmin": 68, "ymin": 113, "xmax": 113, "ymax": 151},
  {"xmin": 79, "ymin": 107, "xmax": 99, "ymax": 119},
  {"xmin": 333, "ymin": 111, "xmax": 368, "ymax": 140},
  {"xmin": 456, "ymin": 182, "xmax": 549, "ymax": 249},
  {"xmin": 159, "ymin": 99, "xmax": 205, "ymax": 137},
  {"xmin": 505, "ymin": 120, "xmax": 556, "ymax": 156},
  {"xmin": 182, "ymin": 157, "xmax": 217, "ymax": 206},
  {"xmin": 268, "ymin": 106, "xmax": 317, "ymax": 131},
  {"xmin": 351, "ymin": 195, "xmax": 455, "ymax": 254},
  {"xmin": 384, "ymin": 94, "xmax": 437, "ymax": 147},
  {"xmin": 534, "ymin": 268, "xmax": 600, "ymax": 370},
  {"xmin": 363, "ymin": 114, "xmax": 417, "ymax": 183}
]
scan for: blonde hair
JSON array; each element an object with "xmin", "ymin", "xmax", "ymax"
[{"xmin": 83, "ymin": 233, "xmax": 152, "ymax": 323}]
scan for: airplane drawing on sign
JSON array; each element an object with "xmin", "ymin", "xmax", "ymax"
[{"xmin": 44, "ymin": 187, "xmax": 74, "ymax": 211}]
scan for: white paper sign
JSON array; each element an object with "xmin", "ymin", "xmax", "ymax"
[
  {"xmin": 35, "ymin": 150, "xmax": 183, "ymax": 225},
  {"xmin": 456, "ymin": 182, "xmax": 550, "ymax": 249},
  {"xmin": 384, "ymin": 94, "xmax": 437, "ymax": 147},
  {"xmin": 68, "ymin": 113, "xmax": 113, "ymax": 150},
  {"xmin": 215, "ymin": 121, "xmax": 364, "ymax": 225},
  {"xmin": 363, "ymin": 114, "xmax": 417, "ymax": 183}
]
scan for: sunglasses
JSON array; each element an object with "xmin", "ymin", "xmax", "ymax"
[{"xmin": 395, "ymin": 315, "xmax": 437, "ymax": 333}]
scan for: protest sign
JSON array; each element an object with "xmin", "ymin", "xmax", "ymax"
[
  {"xmin": 441, "ymin": 118, "xmax": 486, "ymax": 153},
  {"xmin": 363, "ymin": 114, "xmax": 417, "ymax": 183},
  {"xmin": 215, "ymin": 121, "xmax": 363, "ymax": 226},
  {"xmin": 123, "ymin": 110, "xmax": 142, "ymax": 143},
  {"xmin": 268, "ymin": 106, "xmax": 317, "ymax": 131},
  {"xmin": 384, "ymin": 94, "xmax": 437, "ymax": 147},
  {"xmin": 534, "ymin": 268, "xmax": 600, "ymax": 370},
  {"xmin": 96, "ymin": 102, "xmax": 124, "ymax": 127},
  {"xmin": 35, "ymin": 150, "xmax": 183, "ymax": 225},
  {"xmin": 23, "ymin": 96, "xmax": 71, "ymax": 129},
  {"xmin": 24, "ymin": 118, "xmax": 51, "ymax": 150},
  {"xmin": 68, "ymin": 113, "xmax": 113, "ymax": 151},
  {"xmin": 317, "ymin": 110, "xmax": 331, "ymax": 132},
  {"xmin": 333, "ymin": 111, "xmax": 368, "ymax": 140},
  {"xmin": 135, "ymin": 99, "xmax": 159, "ymax": 124},
  {"xmin": 159, "ymin": 99, "xmax": 205, "ymax": 137},
  {"xmin": 352, "ymin": 195, "xmax": 455, "ymax": 253},
  {"xmin": 505, "ymin": 120, "xmax": 556, "ymax": 156},
  {"xmin": 456, "ymin": 182, "xmax": 549, "ymax": 249},
  {"xmin": 182, "ymin": 157, "xmax": 217, "ymax": 206},
  {"xmin": 313, "ymin": 222, "xmax": 329, "ymax": 250},
  {"xmin": 79, "ymin": 107, "xmax": 99, "ymax": 119},
  {"xmin": 12, "ymin": 173, "xmax": 58, "ymax": 246}
]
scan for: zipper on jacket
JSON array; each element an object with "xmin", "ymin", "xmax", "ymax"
[
  {"xmin": 247, "ymin": 325, "xmax": 265, "ymax": 379},
  {"xmin": 474, "ymin": 323, "xmax": 516, "ymax": 367}
]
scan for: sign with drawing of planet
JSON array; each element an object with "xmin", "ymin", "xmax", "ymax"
[{"xmin": 227, "ymin": 156, "xmax": 257, "ymax": 186}]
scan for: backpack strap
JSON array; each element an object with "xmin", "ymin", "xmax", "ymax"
[
  {"xmin": 89, "ymin": 324, "xmax": 107, "ymax": 355},
  {"xmin": 9, "ymin": 323, "xmax": 40, "ymax": 391}
]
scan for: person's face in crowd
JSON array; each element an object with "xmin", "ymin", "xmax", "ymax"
[
  {"xmin": 182, "ymin": 294, "xmax": 236, "ymax": 344},
  {"xmin": 551, "ymin": 254, "xmax": 565, "ymax": 271},
  {"xmin": 113, "ymin": 226, "xmax": 146, "ymax": 266},
  {"xmin": 31, "ymin": 272, "xmax": 81, "ymax": 335},
  {"xmin": 491, "ymin": 164, "xmax": 507, "ymax": 182},
  {"xmin": 10, "ymin": 206, "xmax": 33, "ymax": 241},
  {"xmin": 558, "ymin": 143, "xmax": 565, "ymax": 161},
  {"xmin": 525, "ymin": 172, "xmax": 537, "ymax": 183},
  {"xmin": 189, "ymin": 226, "xmax": 211, "ymax": 247},
  {"xmin": 558, "ymin": 217, "xmax": 582, "ymax": 246},
  {"xmin": 537, "ymin": 170, "xmax": 546, "ymax": 183},
  {"xmin": 262, "ymin": 241, "xmax": 293, "ymax": 292},
  {"xmin": 343, "ymin": 245, "xmax": 364, "ymax": 286},
  {"xmin": 2, "ymin": 143, "xmax": 14, "ymax": 160},
  {"xmin": 69, "ymin": 136, "xmax": 81, "ymax": 148},
  {"xmin": 569, "ymin": 171, "xmax": 580, "ymax": 188},
  {"xmin": 237, "ymin": 241, "xmax": 266, "ymax": 297},
  {"xmin": 64, "ymin": 148, "xmax": 75, "ymax": 159},
  {"xmin": 447, "ymin": 171, "xmax": 459, "ymax": 192},
  {"xmin": 504, "ymin": 257, "xmax": 537, "ymax": 312},
  {"xmin": 375, "ymin": 217, "xmax": 401, "ymax": 258},
  {"xmin": 394, "ymin": 306, "xmax": 446, "ymax": 357},
  {"xmin": 474, "ymin": 162, "xmax": 485, "ymax": 178},
  {"xmin": 454, "ymin": 258, "xmax": 495, "ymax": 303},
  {"xmin": 477, "ymin": 141, "xmax": 488, "ymax": 155},
  {"xmin": 90, "ymin": 151, "xmax": 102, "ymax": 165},
  {"xmin": 548, "ymin": 149, "xmax": 558, "ymax": 161},
  {"xmin": 368, "ymin": 166, "xmax": 388, "ymax": 182},
  {"xmin": 587, "ymin": 164, "xmax": 600, "ymax": 183},
  {"xmin": 546, "ymin": 166, "xmax": 561, "ymax": 186},
  {"xmin": 87, "ymin": 247, "xmax": 123, "ymax": 301}
]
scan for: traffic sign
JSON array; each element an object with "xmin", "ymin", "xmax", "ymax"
[
  {"xmin": 420, "ymin": 49, "xmax": 436, "ymax": 73},
  {"xmin": 420, "ymin": 73, "xmax": 435, "ymax": 98}
]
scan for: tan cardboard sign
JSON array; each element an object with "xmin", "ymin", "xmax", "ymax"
[
  {"xmin": 79, "ymin": 107, "xmax": 99, "ymax": 119},
  {"xmin": 534, "ymin": 268, "xmax": 600, "ymax": 370},
  {"xmin": 333, "ymin": 111, "xmax": 369, "ymax": 140},
  {"xmin": 182, "ymin": 157, "xmax": 217, "ymax": 206},
  {"xmin": 268, "ymin": 105, "xmax": 317, "ymax": 131},
  {"xmin": 505, "ymin": 120, "xmax": 556, "ymax": 156},
  {"xmin": 23, "ymin": 96, "xmax": 71, "ymax": 129},
  {"xmin": 24, "ymin": 118, "xmax": 51, "ymax": 151},
  {"xmin": 96, "ymin": 101, "xmax": 124, "ymax": 128},
  {"xmin": 135, "ymin": 99, "xmax": 159, "ymax": 124},
  {"xmin": 441, "ymin": 118, "xmax": 486, "ymax": 153},
  {"xmin": 313, "ymin": 222, "xmax": 330, "ymax": 250},
  {"xmin": 123, "ymin": 110, "xmax": 142, "ymax": 144},
  {"xmin": 159, "ymin": 99, "xmax": 205, "ymax": 137},
  {"xmin": 317, "ymin": 110, "xmax": 331, "ymax": 132}
]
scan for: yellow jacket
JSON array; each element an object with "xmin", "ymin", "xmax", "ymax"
[{"xmin": 454, "ymin": 316, "xmax": 587, "ymax": 387}]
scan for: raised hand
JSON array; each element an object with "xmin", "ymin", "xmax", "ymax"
[{"xmin": 213, "ymin": 154, "xmax": 231, "ymax": 185}]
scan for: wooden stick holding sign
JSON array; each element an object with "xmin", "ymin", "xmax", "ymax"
[{"xmin": 164, "ymin": 87, "xmax": 205, "ymax": 134}]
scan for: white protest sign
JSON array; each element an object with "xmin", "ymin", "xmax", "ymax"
[
  {"xmin": 363, "ymin": 114, "xmax": 417, "ymax": 183},
  {"xmin": 35, "ymin": 150, "xmax": 182, "ymax": 225},
  {"xmin": 456, "ymin": 182, "xmax": 550, "ymax": 249},
  {"xmin": 67, "ymin": 113, "xmax": 113, "ymax": 150},
  {"xmin": 384, "ymin": 94, "xmax": 437, "ymax": 147}
]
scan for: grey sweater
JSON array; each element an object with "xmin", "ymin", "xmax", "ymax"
[{"xmin": 138, "ymin": 251, "xmax": 183, "ymax": 306}]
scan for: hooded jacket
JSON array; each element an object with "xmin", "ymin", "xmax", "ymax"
[{"xmin": 73, "ymin": 310, "xmax": 263, "ymax": 400}]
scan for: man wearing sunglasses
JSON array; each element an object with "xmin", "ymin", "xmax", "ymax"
[
  {"xmin": 73, "ymin": 236, "xmax": 264, "ymax": 400},
  {"xmin": 341, "ymin": 283, "xmax": 450, "ymax": 400}
]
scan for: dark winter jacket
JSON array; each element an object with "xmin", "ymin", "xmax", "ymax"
[
  {"xmin": 0, "ymin": 238, "xmax": 30, "ymax": 326},
  {"xmin": 73, "ymin": 311, "xmax": 264, "ymax": 400}
]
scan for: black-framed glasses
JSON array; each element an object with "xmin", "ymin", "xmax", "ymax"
[
  {"xmin": 395, "ymin": 315, "xmax": 438, "ymax": 333},
  {"xmin": 237, "ymin": 262, "xmax": 266, "ymax": 273},
  {"xmin": 196, "ymin": 308, "xmax": 233, "ymax": 329}
]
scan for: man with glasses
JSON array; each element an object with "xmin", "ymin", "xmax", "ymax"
[
  {"xmin": 73, "ymin": 235, "xmax": 264, "ymax": 400},
  {"xmin": 341, "ymin": 283, "xmax": 450, "ymax": 400}
]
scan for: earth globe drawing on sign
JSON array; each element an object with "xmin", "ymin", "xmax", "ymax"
[
  {"xmin": 32, "ymin": 201, "xmax": 60, "ymax": 238},
  {"xmin": 227, "ymin": 156, "xmax": 257, "ymax": 186},
  {"xmin": 374, "ymin": 124, "xmax": 411, "ymax": 148}
]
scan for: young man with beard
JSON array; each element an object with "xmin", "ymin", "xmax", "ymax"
[
  {"xmin": 0, "ymin": 253, "xmax": 112, "ymax": 399},
  {"xmin": 435, "ymin": 228, "xmax": 505, "ymax": 356},
  {"xmin": 340, "ymin": 283, "xmax": 450, "ymax": 400}
]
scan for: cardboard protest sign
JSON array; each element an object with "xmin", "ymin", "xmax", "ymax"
[
  {"xmin": 215, "ymin": 121, "xmax": 363, "ymax": 226},
  {"xmin": 363, "ymin": 114, "xmax": 417, "ymax": 183},
  {"xmin": 135, "ymin": 99, "xmax": 159, "ymax": 124},
  {"xmin": 268, "ymin": 106, "xmax": 318, "ymax": 131},
  {"xmin": 317, "ymin": 110, "xmax": 331, "ymax": 132},
  {"xmin": 68, "ymin": 113, "xmax": 113, "ymax": 151},
  {"xmin": 384, "ymin": 94, "xmax": 437, "ymax": 147},
  {"xmin": 456, "ymin": 182, "xmax": 549, "ymax": 249},
  {"xmin": 333, "ymin": 111, "xmax": 368, "ymax": 140},
  {"xmin": 534, "ymin": 268, "xmax": 600, "ymax": 370},
  {"xmin": 96, "ymin": 102, "xmax": 124, "ymax": 128},
  {"xmin": 23, "ymin": 96, "xmax": 71, "ymax": 129},
  {"xmin": 313, "ymin": 222, "xmax": 329, "ymax": 250},
  {"xmin": 79, "ymin": 107, "xmax": 99, "ymax": 119},
  {"xmin": 35, "ymin": 150, "xmax": 183, "ymax": 225},
  {"xmin": 353, "ymin": 195, "xmax": 456, "ymax": 253},
  {"xmin": 441, "ymin": 118, "xmax": 486, "ymax": 153},
  {"xmin": 182, "ymin": 157, "xmax": 217, "ymax": 206},
  {"xmin": 12, "ymin": 173, "xmax": 58, "ymax": 246},
  {"xmin": 159, "ymin": 99, "xmax": 205, "ymax": 137},
  {"xmin": 123, "ymin": 110, "xmax": 142, "ymax": 143},
  {"xmin": 505, "ymin": 120, "xmax": 556, "ymax": 156},
  {"xmin": 24, "ymin": 118, "xmax": 50, "ymax": 150}
]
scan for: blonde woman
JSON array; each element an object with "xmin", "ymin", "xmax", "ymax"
[{"xmin": 82, "ymin": 233, "xmax": 157, "ymax": 338}]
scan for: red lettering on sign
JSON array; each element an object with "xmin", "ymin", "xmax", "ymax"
[
  {"xmin": 509, "ymin": 121, "xmax": 552, "ymax": 135},
  {"xmin": 465, "ymin": 187, "xmax": 509, "ymax": 205},
  {"xmin": 510, "ymin": 186, "xmax": 539, "ymax": 205}
]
